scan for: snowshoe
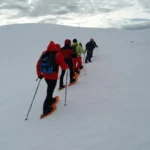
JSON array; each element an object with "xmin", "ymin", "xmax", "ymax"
[
  {"xmin": 40, "ymin": 105, "xmax": 56, "ymax": 119},
  {"xmin": 40, "ymin": 96, "xmax": 60, "ymax": 119},
  {"xmin": 69, "ymin": 78, "xmax": 77, "ymax": 86},
  {"xmin": 51, "ymin": 96, "xmax": 60, "ymax": 105},
  {"xmin": 58, "ymin": 85, "xmax": 67, "ymax": 91}
]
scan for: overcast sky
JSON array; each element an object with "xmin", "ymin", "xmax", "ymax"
[{"xmin": 0, "ymin": 0, "xmax": 150, "ymax": 29}]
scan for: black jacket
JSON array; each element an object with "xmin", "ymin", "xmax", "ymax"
[{"xmin": 86, "ymin": 41, "xmax": 98, "ymax": 51}]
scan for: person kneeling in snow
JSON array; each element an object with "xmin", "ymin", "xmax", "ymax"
[{"xmin": 36, "ymin": 41, "xmax": 68, "ymax": 116}]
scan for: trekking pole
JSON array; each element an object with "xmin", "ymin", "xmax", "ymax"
[
  {"xmin": 25, "ymin": 79, "xmax": 41, "ymax": 120},
  {"xmin": 64, "ymin": 69, "xmax": 69, "ymax": 106}
]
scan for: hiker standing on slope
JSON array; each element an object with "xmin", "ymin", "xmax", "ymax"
[
  {"xmin": 59, "ymin": 39, "xmax": 77, "ymax": 90},
  {"xmin": 71, "ymin": 39, "xmax": 86, "ymax": 75},
  {"xmin": 85, "ymin": 38, "xmax": 98, "ymax": 63},
  {"xmin": 36, "ymin": 41, "xmax": 68, "ymax": 116}
]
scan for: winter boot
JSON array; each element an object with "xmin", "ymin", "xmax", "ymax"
[
  {"xmin": 69, "ymin": 78, "xmax": 77, "ymax": 86},
  {"xmin": 80, "ymin": 65, "xmax": 83, "ymax": 70},
  {"xmin": 43, "ymin": 106, "xmax": 54, "ymax": 115}
]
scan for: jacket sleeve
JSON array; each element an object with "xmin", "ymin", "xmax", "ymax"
[
  {"xmin": 94, "ymin": 41, "xmax": 98, "ymax": 48},
  {"xmin": 85, "ymin": 43, "xmax": 88, "ymax": 50},
  {"xmin": 77, "ymin": 45, "xmax": 86, "ymax": 53},
  {"xmin": 56, "ymin": 52, "xmax": 68, "ymax": 70}
]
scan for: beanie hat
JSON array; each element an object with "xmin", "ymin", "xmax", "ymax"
[{"xmin": 73, "ymin": 38, "xmax": 77, "ymax": 43}]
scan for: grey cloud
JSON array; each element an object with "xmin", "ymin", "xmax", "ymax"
[
  {"xmin": 0, "ymin": 4, "xmax": 29, "ymax": 11},
  {"xmin": 51, "ymin": 3, "xmax": 80, "ymax": 15},
  {"xmin": 122, "ymin": 21, "xmax": 150, "ymax": 30},
  {"xmin": 137, "ymin": 0, "xmax": 150, "ymax": 12},
  {"xmin": 65, "ymin": 4, "xmax": 79, "ymax": 12},
  {"xmin": 76, "ymin": 0, "xmax": 133, "ymax": 15},
  {"xmin": 0, "ymin": 0, "xmax": 27, "ymax": 9},
  {"xmin": 86, "ymin": 7, "xmax": 113, "ymax": 14},
  {"xmin": 0, "ymin": 0, "xmax": 150, "ymax": 28},
  {"xmin": 38, "ymin": 15, "xmax": 72, "ymax": 24},
  {"xmin": 98, "ymin": 8, "xmax": 113, "ymax": 13},
  {"xmin": 0, "ymin": 0, "xmax": 115, "ymax": 17},
  {"xmin": 0, "ymin": 2, "xmax": 7, "ymax": 8},
  {"xmin": 130, "ymin": 18, "xmax": 150, "ymax": 22},
  {"xmin": 54, "ymin": 9, "xmax": 69, "ymax": 15},
  {"xmin": 27, "ymin": 0, "xmax": 79, "ymax": 16},
  {"xmin": 0, "ymin": 0, "xmax": 138, "ymax": 18},
  {"xmin": 38, "ymin": 17, "xmax": 58, "ymax": 24},
  {"xmin": 112, "ymin": 1, "xmax": 133, "ymax": 8},
  {"xmin": 0, "ymin": 1, "xmax": 30, "ymax": 17}
]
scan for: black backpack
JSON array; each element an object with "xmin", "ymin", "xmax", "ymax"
[
  {"xmin": 79, "ymin": 42, "xmax": 82, "ymax": 48},
  {"xmin": 40, "ymin": 51, "xmax": 58, "ymax": 74},
  {"xmin": 71, "ymin": 44, "xmax": 78, "ymax": 58}
]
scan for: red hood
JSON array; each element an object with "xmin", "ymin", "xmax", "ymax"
[
  {"xmin": 55, "ymin": 44, "xmax": 61, "ymax": 51},
  {"xmin": 65, "ymin": 39, "xmax": 71, "ymax": 45},
  {"xmin": 47, "ymin": 41, "xmax": 59, "ymax": 52}
]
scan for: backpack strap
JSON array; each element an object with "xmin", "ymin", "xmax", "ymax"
[{"xmin": 49, "ymin": 52, "xmax": 58, "ymax": 72}]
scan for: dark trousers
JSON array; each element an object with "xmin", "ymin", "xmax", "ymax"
[
  {"xmin": 59, "ymin": 59, "xmax": 74, "ymax": 87},
  {"xmin": 43, "ymin": 79, "xmax": 57, "ymax": 112},
  {"xmin": 91, "ymin": 49, "xmax": 94, "ymax": 57},
  {"xmin": 85, "ymin": 50, "xmax": 92, "ymax": 62}
]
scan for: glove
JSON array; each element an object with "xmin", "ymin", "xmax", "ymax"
[{"xmin": 38, "ymin": 75, "xmax": 43, "ymax": 79}]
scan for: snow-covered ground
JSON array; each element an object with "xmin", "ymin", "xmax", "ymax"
[{"xmin": 0, "ymin": 23, "xmax": 150, "ymax": 150}]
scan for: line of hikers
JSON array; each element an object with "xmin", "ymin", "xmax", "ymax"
[{"xmin": 36, "ymin": 38, "xmax": 98, "ymax": 116}]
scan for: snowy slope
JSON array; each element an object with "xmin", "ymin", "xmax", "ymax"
[{"xmin": 0, "ymin": 23, "xmax": 150, "ymax": 150}]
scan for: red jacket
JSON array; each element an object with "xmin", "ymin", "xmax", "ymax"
[
  {"xmin": 60, "ymin": 39, "xmax": 74, "ymax": 59},
  {"xmin": 36, "ymin": 41, "xmax": 68, "ymax": 80}
]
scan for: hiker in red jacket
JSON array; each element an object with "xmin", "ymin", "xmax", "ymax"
[
  {"xmin": 59, "ymin": 39, "xmax": 77, "ymax": 90},
  {"xmin": 36, "ymin": 41, "xmax": 68, "ymax": 116}
]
